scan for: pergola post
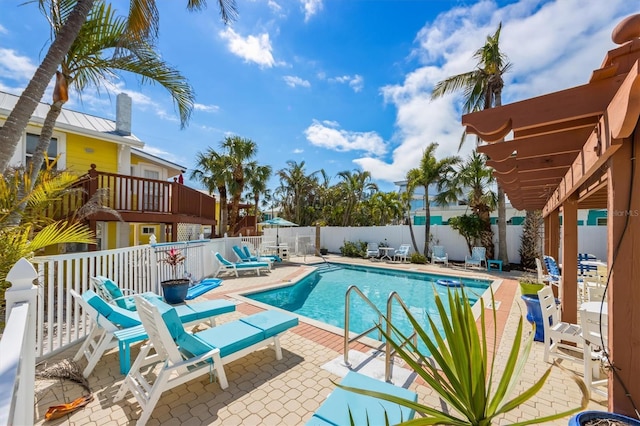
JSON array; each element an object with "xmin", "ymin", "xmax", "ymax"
[
  {"xmin": 545, "ymin": 210, "xmax": 560, "ymax": 259},
  {"xmin": 607, "ymin": 131, "xmax": 640, "ymax": 415},
  {"xmin": 560, "ymin": 194, "xmax": 578, "ymax": 324}
]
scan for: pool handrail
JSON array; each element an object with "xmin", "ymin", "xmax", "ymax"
[
  {"xmin": 343, "ymin": 285, "xmax": 384, "ymax": 368},
  {"xmin": 385, "ymin": 291, "xmax": 418, "ymax": 382}
]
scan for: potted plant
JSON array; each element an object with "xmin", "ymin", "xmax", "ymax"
[
  {"xmin": 319, "ymin": 247, "xmax": 328, "ymax": 255},
  {"xmin": 160, "ymin": 248, "xmax": 189, "ymax": 304},
  {"xmin": 518, "ymin": 273, "xmax": 547, "ymax": 342},
  {"xmin": 338, "ymin": 287, "xmax": 589, "ymax": 424},
  {"xmin": 569, "ymin": 411, "xmax": 640, "ymax": 425}
]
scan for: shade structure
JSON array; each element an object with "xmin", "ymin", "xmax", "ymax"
[{"xmin": 258, "ymin": 217, "xmax": 298, "ymax": 245}]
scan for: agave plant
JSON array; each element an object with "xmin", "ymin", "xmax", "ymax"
[{"xmin": 338, "ymin": 287, "xmax": 589, "ymax": 425}]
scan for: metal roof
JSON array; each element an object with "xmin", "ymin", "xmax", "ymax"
[{"xmin": 0, "ymin": 91, "xmax": 144, "ymax": 147}]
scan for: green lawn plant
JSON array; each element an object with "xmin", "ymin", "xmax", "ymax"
[{"xmin": 338, "ymin": 287, "xmax": 588, "ymax": 425}]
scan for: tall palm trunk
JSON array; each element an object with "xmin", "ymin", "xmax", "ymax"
[
  {"xmin": 28, "ymin": 97, "xmax": 66, "ymax": 185},
  {"xmin": 407, "ymin": 211, "xmax": 419, "ymax": 253},
  {"xmin": 423, "ymin": 198, "xmax": 431, "ymax": 256},
  {"xmin": 0, "ymin": 0, "xmax": 95, "ymax": 173},
  {"xmin": 218, "ymin": 185, "xmax": 228, "ymax": 237},
  {"xmin": 494, "ymin": 90, "xmax": 509, "ymax": 265}
]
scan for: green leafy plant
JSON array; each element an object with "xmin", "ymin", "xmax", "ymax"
[
  {"xmin": 409, "ymin": 252, "xmax": 428, "ymax": 264},
  {"xmin": 339, "ymin": 240, "xmax": 367, "ymax": 258},
  {"xmin": 338, "ymin": 287, "xmax": 589, "ymax": 425}
]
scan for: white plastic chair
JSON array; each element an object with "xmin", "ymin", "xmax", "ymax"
[
  {"xmin": 393, "ymin": 244, "xmax": 411, "ymax": 262},
  {"xmin": 366, "ymin": 243, "xmax": 379, "ymax": 259},
  {"xmin": 580, "ymin": 305, "xmax": 608, "ymax": 397},
  {"xmin": 464, "ymin": 247, "xmax": 486, "ymax": 269},
  {"xmin": 537, "ymin": 286, "xmax": 583, "ymax": 364},
  {"xmin": 431, "ymin": 246, "xmax": 448, "ymax": 266}
]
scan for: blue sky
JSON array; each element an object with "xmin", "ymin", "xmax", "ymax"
[{"xmin": 0, "ymin": 0, "xmax": 636, "ymax": 194}]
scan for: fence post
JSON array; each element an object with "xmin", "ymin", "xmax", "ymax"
[{"xmin": 4, "ymin": 258, "xmax": 38, "ymax": 426}]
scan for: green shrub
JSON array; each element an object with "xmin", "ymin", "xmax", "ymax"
[
  {"xmin": 409, "ymin": 252, "xmax": 428, "ymax": 264},
  {"xmin": 339, "ymin": 240, "xmax": 367, "ymax": 258}
]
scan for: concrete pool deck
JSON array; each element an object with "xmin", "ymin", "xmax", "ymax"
[{"xmin": 34, "ymin": 254, "xmax": 606, "ymax": 425}]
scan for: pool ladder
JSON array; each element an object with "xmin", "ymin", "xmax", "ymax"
[{"xmin": 343, "ymin": 285, "xmax": 418, "ymax": 382}]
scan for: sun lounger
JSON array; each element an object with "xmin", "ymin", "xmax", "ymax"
[
  {"xmin": 71, "ymin": 289, "xmax": 235, "ymax": 377},
  {"xmin": 213, "ymin": 251, "xmax": 270, "ymax": 277},
  {"xmin": 114, "ymin": 296, "xmax": 298, "ymax": 425},
  {"xmin": 306, "ymin": 371, "xmax": 417, "ymax": 425}
]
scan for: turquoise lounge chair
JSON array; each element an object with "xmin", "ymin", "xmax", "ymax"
[
  {"xmin": 71, "ymin": 289, "xmax": 236, "ymax": 377},
  {"xmin": 233, "ymin": 245, "xmax": 281, "ymax": 264},
  {"xmin": 91, "ymin": 276, "xmax": 162, "ymax": 311},
  {"xmin": 307, "ymin": 371, "xmax": 417, "ymax": 425},
  {"xmin": 213, "ymin": 251, "xmax": 270, "ymax": 277},
  {"xmin": 114, "ymin": 296, "xmax": 298, "ymax": 425},
  {"xmin": 242, "ymin": 244, "xmax": 282, "ymax": 263}
]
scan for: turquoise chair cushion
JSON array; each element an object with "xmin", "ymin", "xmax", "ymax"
[
  {"xmin": 173, "ymin": 299, "xmax": 236, "ymax": 323},
  {"xmin": 194, "ymin": 321, "xmax": 264, "ymax": 358},
  {"xmin": 240, "ymin": 310, "xmax": 298, "ymax": 338},
  {"xmin": 83, "ymin": 290, "xmax": 141, "ymax": 328},
  {"xmin": 95, "ymin": 276, "xmax": 137, "ymax": 310},
  {"xmin": 307, "ymin": 371, "xmax": 417, "ymax": 425},
  {"xmin": 235, "ymin": 261, "xmax": 269, "ymax": 269},
  {"xmin": 233, "ymin": 246, "xmax": 250, "ymax": 261},
  {"xmin": 175, "ymin": 332, "xmax": 217, "ymax": 359},
  {"xmin": 147, "ymin": 297, "xmax": 186, "ymax": 341}
]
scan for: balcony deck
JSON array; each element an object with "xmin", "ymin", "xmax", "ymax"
[{"xmin": 34, "ymin": 256, "xmax": 606, "ymax": 425}]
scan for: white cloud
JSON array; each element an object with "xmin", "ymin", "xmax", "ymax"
[
  {"xmin": 329, "ymin": 74, "xmax": 364, "ymax": 92},
  {"xmin": 219, "ymin": 27, "xmax": 278, "ymax": 68},
  {"xmin": 0, "ymin": 24, "xmax": 7, "ymax": 35},
  {"xmin": 267, "ymin": 0, "xmax": 282, "ymax": 13},
  {"xmin": 301, "ymin": 0, "xmax": 323, "ymax": 22},
  {"xmin": 283, "ymin": 75, "xmax": 311, "ymax": 88},
  {"xmin": 0, "ymin": 48, "xmax": 36, "ymax": 81},
  {"xmin": 304, "ymin": 119, "xmax": 387, "ymax": 156},
  {"xmin": 293, "ymin": 148, "xmax": 304, "ymax": 154},
  {"xmin": 362, "ymin": 0, "xmax": 636, "ymax": 184},
  {"xmin": 194, "ymin": 103, "xmax": 220, "ymax": 113}
]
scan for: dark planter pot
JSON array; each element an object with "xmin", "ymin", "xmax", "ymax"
[
  {"xmin": 521, "ymin": 294, "xmax": 545, "ymax": 342},
  {"xmin": 569, "ymin": 411, "xmax": 640, "ymax": 425},
  {"xmin": 320, "ymin": 248, "xmax": 328, "ymax": 255},
  {"xmin": 161, "ymin": 279, "xmax": 190, "ymax": 304}
]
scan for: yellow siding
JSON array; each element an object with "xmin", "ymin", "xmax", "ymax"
[
  {"xmin": 107, "ymin": 222, "xmax": 118, "ymax": 249},
  {"xmin": 66, "ymin": 134, "xmax": 119, "ymax": 174}
]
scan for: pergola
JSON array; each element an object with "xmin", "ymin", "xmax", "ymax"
[{"xmin": 462, "ymin": 14, "xmax": 640, "ymax": 415}]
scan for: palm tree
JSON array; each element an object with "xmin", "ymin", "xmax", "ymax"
[
  {"xmin": 221, "ymin": 136, "xmax": 258, "ymax": 235},
  {"xmin": 367, "ymin": 191, "xmax": 403, "ymax": 226},
  {"xmin": 401, "ymin": 190, "xmax": 420, "ymax": 253},
  {"xmin": 431, "ymin": 22, "xmax": 512, "ymax": 265},
  {"xmin": 451, "ymin": 151, "xmax": 497, "ymax": 258},
  {"xmin": 406, "ymin": 143, "xmax": 460, "ymax": 256},
  {"xmin": 275, "ymin": 161, "xmax": 320, "ymax": 225},
  {"xmin": 244, "ymin": 163, "xmax": 272, "ymax": 234},
  {"xmin": 0, "ymin": 0, "xmax": 237, "ymax": 174},
  {"xmin": 29, "ymin": 0, "xmax": 195, "ymax": 188},
  {"xmin": 336, "ymin": 169, "xmax": 378, "ymax": 226},
  {"xmin": 190, "ymin": 150, "xmax": 231, "ymax": 237}
]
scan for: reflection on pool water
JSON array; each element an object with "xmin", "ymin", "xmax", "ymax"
[{"xmin": 244, "ymin": 263, "xmax": 492, "ymax": 350}]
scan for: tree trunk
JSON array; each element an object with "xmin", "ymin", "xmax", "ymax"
[
  {"xmin": 408, "ymin": 211, "xmax": 419, "ymax": 253},
  {"xmin": 218, "ymin": 185, "xmax": 228, "ymax": 236},
  {"xmin": 0, "ymin": 0, "xmax": 95, "ymax": 173},
  {"xmin": 423, "ymin": 201, "xmax": 430, "ymax": 257}
]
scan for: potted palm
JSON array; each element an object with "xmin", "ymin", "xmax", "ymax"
[
  {"xmin": 338, "ymin": 287, "xmax": 589, "ymax": 425},
  {"xmin": 160, "ymin": 248, "xmax": 189, "ymax": 304}
]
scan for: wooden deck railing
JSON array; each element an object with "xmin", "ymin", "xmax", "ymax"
[{"xmin": 54, "ymin": 165, "xmax": 216, "ymax": 222}]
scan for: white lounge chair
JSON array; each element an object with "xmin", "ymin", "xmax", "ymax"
[
  {"xmin": 366, "ymin": 243, "xmax": 379, "ymax": 259},
  {"xmin": 114, "ymin": 296, "xmax": 298, "ymax": 425},
  {"xmin": 70, "ymin": 289, "xmax": 236, "ymax": 377},
  {"xmin": 213, "ymin": 251, "xmax": 270, "ymax": 277},
  {"xmin": 464, "ymin": 247, "xmax": 487, "ymax": 269},
  {"xmin": 537, "ymin": 286, "xmax": 583, "ymax": 364},
  {"xmin": 393, "ymin": 244, "xmax": 411, "ymax": 263},
  {"xmin": 431, "ymin": 245, "xmax": 448, "ymax": 266}
]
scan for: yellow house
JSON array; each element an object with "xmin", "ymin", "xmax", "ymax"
[{"xmin": 0, "ymin": 91, "xmax": 217, "ymax": 251}]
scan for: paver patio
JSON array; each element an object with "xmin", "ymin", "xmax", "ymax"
[{"xmin": 34, "ymin": 254, "xmax": 606, "ymax": 425}]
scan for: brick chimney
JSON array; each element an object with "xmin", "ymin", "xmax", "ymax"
[{"xmin": 115, "ymin": 93, "xmax": 132, "ymax": 136}]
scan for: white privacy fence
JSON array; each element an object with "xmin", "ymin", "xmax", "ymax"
[{"xmin": 265, "ymin": 224, "xmax": 608, "ymax": 264}]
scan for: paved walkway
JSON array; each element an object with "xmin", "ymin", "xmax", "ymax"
[{"xmin": 34, "ymin": 254, "xmax": 606, "ymax": 425}]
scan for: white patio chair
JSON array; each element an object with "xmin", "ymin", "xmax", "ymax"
[
  {"xmin": 431, "ymin": 245, "xmax": 448, "ymax": 266},
  {"xmin": 537, "ymin": 286, "xmax": 583, "ymax": 364},
  {"xmin": 393, "ymin": 244, "xmax": 411, "ymax": 262},
  {"xmin": 366, "ymin": 242, "xmax": 379, "ymax": 259},
  {"xmin": 580, "ymin": 305, "xmax": 609, "ymax": 397},
  {"xmin": 464, "ymin": 247, "xmax": 486, "ymax": 269}
]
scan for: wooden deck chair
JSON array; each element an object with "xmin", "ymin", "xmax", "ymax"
[
  {"xmin": 70, "ymin": 289, "xmax": 235, "ymax": 378},
  {"xmin": 114, "ymin": 296, "xmax": 298, "ymax": 425},
  {"xmin": 213, "ymin": 251, "xmax": 270, "ymax": 277},
  {"xmin": 537, "ymin": 286, "xmax": 583, "ymax": 364}
]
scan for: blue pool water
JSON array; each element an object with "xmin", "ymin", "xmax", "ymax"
[{"xmin": 244, "ymin": 263, "xmax": 492, "ymax": 350}]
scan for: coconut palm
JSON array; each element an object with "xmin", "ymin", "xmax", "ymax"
[
  {"xmin": 244, "ymin": 163, "xmax": 272, "ymax": 234},
  {"xmin": 431, "ymin": 22, "xmax": 512, "ymax": 265},
  {"xmin": 191, "ymin": 149, "xmax": 231, "ymax": 237},
  {"xmin": 400, "ymin": 190, "xmax": 420, "ymax": 253},
  {"xmin": 0, "ymin": 0, "xmax": 237, "ymax": 174},
  {"xmin": 336, "ymin": 170, "xmax": 378, "ymax": 227},
  {"xmin": 406, "ymin": 143, "xmax": 460, "ymax": 257},
  {"xmin": 28, "ymin": 0, "xmax": 195, "ymax": 188},
  {"xmin": 275, "ymin": 160, "xmax": 320, "ymax": 226}
]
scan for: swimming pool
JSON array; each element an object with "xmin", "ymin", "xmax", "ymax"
[{"xmin": 244, "ymin": 263, "xmax": 492, "ymax": 349}]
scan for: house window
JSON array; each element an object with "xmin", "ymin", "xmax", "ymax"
[
  {"xmin": 142, "ymin": 169, "xmax": 161, "ymax": 210},
  {"xmin": 26, "ymin": 133, "xmax": 58, "ymax": 168},
  {"xmin": 142, "ymin": 226, "xmax": 155, "ymax": 235},
  {"xmin": 596, "ymin": 217, "xmax": 607, "ymax": 226}
]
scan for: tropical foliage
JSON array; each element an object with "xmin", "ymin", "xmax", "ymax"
[
  {"xmin": 338, "ymin": 287, "xmax": 589, "ymax": 425},
  {"xmin": 431, "ymin": 23, "xmax": 512, "ymax": 265},
  {"xmin": 519, "ymin": 210, "xmax": 543, "ymax": 270},
  {"xmin": 0, "ymin": 163, "xmax": 97, "ymax": 328}
]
